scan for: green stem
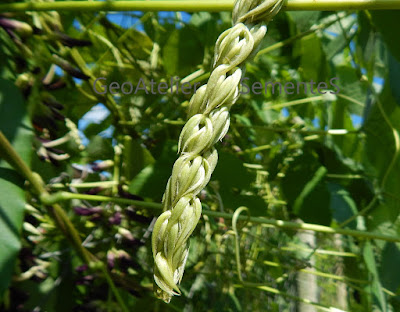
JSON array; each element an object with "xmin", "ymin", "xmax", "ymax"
[
  {"xmin": 232, "ymin": 207, "xmax": 249, "ymax": 283},
  {"xmin": 42, "ymin": 191, "xmax": 400, "ymax": 243},
  {"xmin": 261, "ymin": 260, "xmax": 368, "ymax": 284},
  {"xmin": 0, "ymin": 1, "xmax": 232, "ymax": 13},
  {"xmin": 0, "ymin": 131, "xmax": 44, "ymax": 193},
  {"xmin": 49, "ymin": 181, "xmax": 118, "ymax": 189},
  {"xmin": 41, "ymin": 191, "xmax": 163, "ymax": 210},
  {"xmin": 112, "ymin": 145, "xmax": 122, "ymax": 195},
  {"xmin": 0, "ymin": 0, "xmax": 400, "ymax": 12},
  {"xmin": 207, "ymin": 210, "xmax": 400, "ymax": 243},
  {"xmin": 99, "ymin": 265, "xmax": 129, "ymax": 312},
  {"xmin": 1, "ymin": 0, "xmax": 400, "ymax": 13},
  {"xmin": 267, "ymin": 96, "xmax": 325, "ymax": 110},
  {"xmin": 235, "ymin": 282, "xmax": 346, "ymax": 312},
  {"xmin": 255, "ymin": 12, "xmax": 351, "ymax": 59}
]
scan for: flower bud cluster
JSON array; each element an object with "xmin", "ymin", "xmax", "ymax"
[{"xmin": 152, "ymin": 0, "xmax": 284, "ymax": 302}]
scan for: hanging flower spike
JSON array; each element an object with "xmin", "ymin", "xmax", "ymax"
[{"xmin": 151, "ymin": 0, "xmax": 284, "ymax": 303}]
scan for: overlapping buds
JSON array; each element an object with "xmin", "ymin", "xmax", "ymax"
[
  {"xmin": 233, "ymin": 0, "xmax": 285, "ymax": 25},
  {"xmin": 152, "ymin": 0, "xmax": 284, "ymax": 302}
]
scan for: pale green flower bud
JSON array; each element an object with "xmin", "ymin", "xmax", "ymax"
[
  {"xmin": 152, "ymin": 211, "xmax": 171, "ymax": 253},
  {"xmin": 153, "ymin": 196, "xmax": 201, "ymax": 302},
  {"xmin": 178, "ymin": 115, "xmax": 213, "ymax": 155},
  {"xmin": 213, "ymin": 23, "xmax": 254, "ymax": 70},
  {"xmin": 187, "ymin": 85, "xmax": 208, "ymax": 118},
  {"xmin": 206, "ymin": 68, "xmax": 242, "ymax": 113},
  {"xmin": 248, "ymin": 25, "xmax": 268, "ymax": 59},
  {"xmin": 203, "ymin": 147, "xmax": 218, "ymax": 176},
  {"xmin": 209, "ymin": 107, "xmax": 231, "ymax": 146},
  {"xmin": 169, "ymin": 156, "xmax": 206, "ymax": 203},
  {"xmin": 233, "ymin": 0, "xmax": 284, "ymax": 25}
]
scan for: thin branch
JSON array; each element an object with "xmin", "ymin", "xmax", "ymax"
[
  {"xmin": 1, "ymin": 1, "xmax": 400, "ymax": 13},
  {"xmin": 235, "ymin": 282, "xmax": 347, "ymax": 312},
  {"xmin": 41, "ymin": 191, "xmax": 400, "ymax": 243}
]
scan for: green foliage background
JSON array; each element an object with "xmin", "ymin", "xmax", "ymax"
[{"xmin": 0, "ymin": 2, "xmax": 400, "ymax": 311}]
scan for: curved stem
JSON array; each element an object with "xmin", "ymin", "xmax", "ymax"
[{"xmin": 1, "ymin": 0, "xmax": 400, "ymax": 13}]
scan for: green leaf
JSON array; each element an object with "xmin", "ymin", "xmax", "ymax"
[
  {"xmin": 281, "ymin": 151, "xmax": 332, "ymax": 225},
  {"xmin": 0, "ymin": 78, "xmax": 33, "ymax": 297},
  {"xmin": 85, "ymin": 135, "xmax": 114, "ymax": 162},
  {"xmin": 363, "ymin": 83, "xmax": 400, "ymax": 225},
  {"xmin": 333, "ymin": 65, "xmax": 367, "ymax": 115},
  {"xmin": 292, "ymin": 166, "xmax": 327, "ymax": 214},
  {"xmin": 328, "ymin": 183, "xmax": 357, "ymax": 228},
  {"xmin": 287, "ymin": 11, "xmax": 322, "ymax": 33},
  {"xmin": 211, "ymin": 151, "xmax": 265, "ymax": 216},
  {"xmin": 212, "ymin": 151, "xmax": 254, "ymax": 191},
  {"xmin": 128, "ymin": 141, "xmax": 176, "ymax": 201},
  {"xmin": 363, "ymin": 241, "xmax": 387, "ymax": 312},
  {"xmin": 123, "ymin": 137, "xmax": 155, "ymax": 181},
  {"xmin": 296, "ymin": 33, "xmax": 327, "ymax": 82},
  {"xmin": 162, "ymin": 27, "xmax": 203, "ymax": 77},
  {"xmin": 379, "ymin": 243, "xmax": 400, "ymax": 294},
  {"xmin": 370, "ymin": 11, "xmax": 400, "ymax": 62}
]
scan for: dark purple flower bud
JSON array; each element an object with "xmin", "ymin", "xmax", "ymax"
[
  {"xmin": 233, "ymin": 145, "xmax": 242, "ymax": 153},
  {"xmin": 44, "ymin": 79, "xmax": 66, "ymax": 90},
  {"xmin": 53, "ymin": 30, "xmax": 92, "ymax": 47},
  {"xmin": 52, "ymin": 54, "xmax": 90, "ymax": 80},
  {"xmin": 125, "ymin": 207, "xmax": 152, "ymax": 224},
  {"xmin": 109, "ymin": 212, "xmax": 122, "ymax": 225},
  {"xmin": 0, "ymin": 18, "xmax": 32, "ymax": 36},
  {"xmin": 118, "ymin": 186, "xmax": 143, "ymax": 201},
  {"xmin": 118, "ymin": 228, "xmax": 134, "ymax": 241},
  {"xmin": 74, "ymin": 206, "xmax": 103, "ymax": 216},
  {"xmin": 85, "ymin": 187, "xmax": 104, "ymax": 195},
  {"xmin": 49, "ymin": 106, "xmax": 66, "ymax": 121},
  {"xmin": 107, "ymin": 252, "xmax": 115, "ymax": 269},
  {"xmin": 75, "ymin": 264, "xmax": 88, "ymax": 272},
  {"xmin": 46, "ymin": 146, "xmax": 65, "ymax": 155},
  {"xmin": 42, "ymin": 96, "xmax": 64, "ymax": 110},
  {"xmin": 91, "ymin": 160, "xmax": 114, "ymax": 171},
  {"xmin": 83, "ymin": 275, "xmax": 94, "ymax": 282},
  {"xmin": 76, "ymin": 274, "xmax": 94, "ymax": 285}
]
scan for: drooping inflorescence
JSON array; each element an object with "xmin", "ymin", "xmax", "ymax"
[{"xmin": 151, "ymin": 0, "xmax": 284, "ymax": 302}]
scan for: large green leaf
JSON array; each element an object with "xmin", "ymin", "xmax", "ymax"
[
  {"xmin": 128, "ymin": 141, "xmax": 176, "ymax": 201},
  {"xmin": 328, "ymin": 182, "xmax": 358, "ymax": 228},
  {"xmin": 162, "ymin": 27, "xmax": 204, "ymax": 77},
  {"xmin": 370, "ymin": 11, "xmax": 400, "ymax": 62},
  {"xmin": 281, "ymin": 151, "xmax": 332, "ymax": 225},
  {"xmin": 0, "ymin": 78, "xmax": 33, "ymax": 297},
  {"xmin": 363, "ymin": 83, "xmax": 400, "ymax": 226},
  {"xmin": 363, "ymin": 241, "xmax": 388, "ymax": 312},
  {"xmin": 379, "ymin": 242, "xmax": 400, "ymax": 294}
]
